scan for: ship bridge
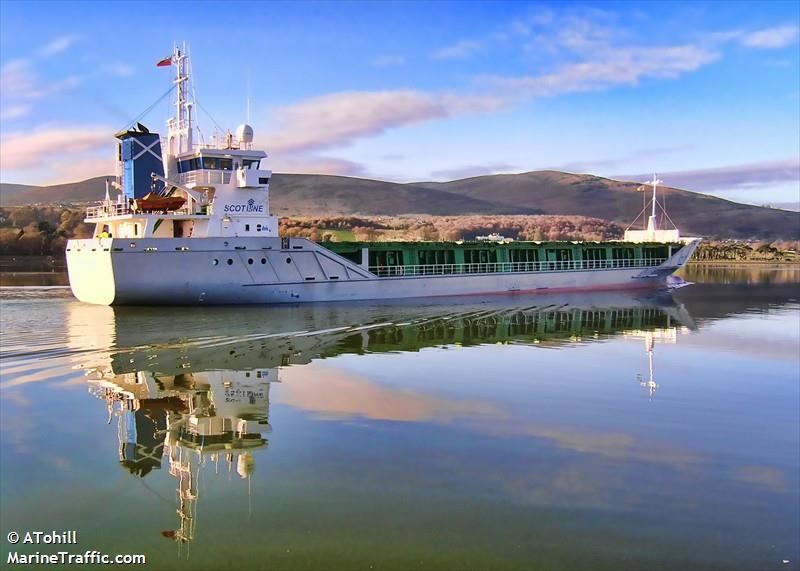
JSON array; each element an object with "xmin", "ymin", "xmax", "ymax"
[{"xmin": 175, "ymin": 148, "xmax": 270, "ymax": 189}]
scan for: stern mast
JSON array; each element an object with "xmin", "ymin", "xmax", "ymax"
[{"xmin": 646, "ymin": 174, "xmax": 662, "ymax": 233}]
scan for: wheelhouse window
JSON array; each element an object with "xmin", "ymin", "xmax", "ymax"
[
  {"xmin": 179, "ymin": 156, "xmax": 239, "ymax": 172},
  {"xmin": 243, "ymin": 159, "xmax": 261, "ymax": 169},
  {"xmin": 178, "ymin": 157, "xmax": 201, "ymax": 173},
  {"xmin": 199, "ymin": 157, "xmax": 233, "ymax": 170}
]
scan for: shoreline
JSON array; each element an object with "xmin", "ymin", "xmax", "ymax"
[{"xmin": 687, "ymin": 261, "xmax": 800, "ymax": 266}]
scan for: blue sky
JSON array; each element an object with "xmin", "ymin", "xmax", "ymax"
[{"xmin": 0, "ymin": 0, "xmax": 798, "ymax": 207}]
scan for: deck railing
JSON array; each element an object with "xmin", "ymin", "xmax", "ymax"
[
  {"xmin": 367, "ymin": 257, "xmax": 667, "ymax": 277},
  {"xmin": 86, "ymin": 203, "xmax": 131, "ymax": 219},
  {"xmin": 85, "ymin": 202, "xmax": 201, "ymax": 219}
]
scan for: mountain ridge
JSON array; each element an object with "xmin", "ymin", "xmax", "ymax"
[{"xmin": 1, "ymin": 171, "xmax": 797, "ymax": 240}]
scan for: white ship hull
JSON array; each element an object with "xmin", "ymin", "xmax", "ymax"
[{"xmin": 67, "ymin": 236, "xmax": 699, "ymax": 306}]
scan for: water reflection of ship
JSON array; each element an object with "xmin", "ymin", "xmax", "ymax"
[
  {"xmin": 625, "ymin": 328, "xmax": 685, "ymax": 399},
  {"xmin": 69, "ymin": 292, "xmax": 697, "ymax": 371},
  {"xmin": 88, "ymin": 366, "xmax": 276, "ymax": 547},
  {"xmin": 70, "ymin": 291, "xmax": 696, "ymax": 546}
]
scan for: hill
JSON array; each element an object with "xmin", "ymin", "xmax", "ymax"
[
  {"xmin": 268, "ymin": 174, "xmax": 540, "ymax": 216},
  {"xmin": 1, "ymin": 170, "xmax": 797, "ymax": 240},
  {"xmin": 414, "ymin": 170, "xmax": 800, "ymax": 240},
  {"xmin": 0, "ymin": 176, "xmax": 109, "ymax": 204},
  {"xmin": 0, "ymin": 174, "xmax": 539, "ymax": 216}
]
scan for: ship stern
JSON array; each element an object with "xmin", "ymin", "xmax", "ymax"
[{"xmin": 66, "ymin": 238, "xmax": 117, "ymax": 305}]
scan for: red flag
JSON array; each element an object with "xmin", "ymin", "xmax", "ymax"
[{"xmin": 156, "ymin": 56, "xmax": 172, "ymax": 67}]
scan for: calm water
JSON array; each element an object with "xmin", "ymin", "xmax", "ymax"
[{"xmin": 0, "ymin": 266, "xmax": 798, "ymax": 570}]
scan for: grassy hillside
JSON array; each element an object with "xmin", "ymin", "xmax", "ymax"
[
  {"xmin": 268, "ymin": 174, "xmax": 540, "ymax": 215},
  {"xmin": 0, "ymin": 176, "xmax": 109, "ymax": 205},
  {"xmin": 1, "ymin": 170, "xmax": 797, "ymax": 239},
  {"xmin": 416, "ymin": 171, "xmax": 799, "ymax": 240}
]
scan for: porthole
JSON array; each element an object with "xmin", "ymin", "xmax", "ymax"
[
  {"xmin": 248, "ymin": 258, "xmax": 254, "ymax": 265},
  {"xmin": 286, "ymin": 257, "xmax": 292, "ymax": 264},
  {"xmin": 212, "ymin": 259, "xmax": 219, "ymax": 266},
  {"xmin": 227, "ymin": 259, "xmax": 233, "ymax": 266},
  {"xmin": 261, "ymin": 258, "xmax": 266, "ymax": 264}
]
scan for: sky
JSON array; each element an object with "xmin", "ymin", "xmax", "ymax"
[{"xmin": 0, "ymin": 0, "xmax": 798, "ymax": 208}]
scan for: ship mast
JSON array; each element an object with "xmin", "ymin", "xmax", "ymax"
[
  {"xmin": 164, "ymin": 43, "xmax": 194, "ymax": 178},
  {"xmin": 646, "ymin": 174, "xmax": 663, "ymax": 233},
  {"xmin": 173, "ymin": 44, "xmax": 193, "ymax": 154}
]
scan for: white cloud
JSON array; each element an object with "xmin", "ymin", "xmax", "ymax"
[
  {"xmin": 0, "ymin": 59, "xmax": 82, "ymax": 103},
  {"xmin": 263, "ymin": 88, "xmax": 512, "ymax": 157},
  {"xmin": 267, "ymin": 154, "xmax": 367, "ymax": 177},
  {"xmin": 259, "ymin": 17, "xmax": 721, "ymax": 171},
  {"xmin": 41, "ymin": 154, "xmax": 116, "ymax": 185},
  {"xmin": 265, "ymin": 90, "xmax": 449, "ymax": 153},
  {"xmin": 38, "ymin": 35, "xmax": 79, "ymax": 58},
  {"xmin": 741, "ymin": 25, "xmax": 799, "ymax": 49},
  {"xmin": 0, "ymin": 35, "xmax": 127, "ymax": 128},
  {"xmin": 0, "ymin": 104, "xmax": 31, "ymax": 121},
  {"xmin": 0, "ymin": 127, "xmax": 110, "ymax": 171},
  {"xmin": 433, "ymin": 40, "xmax": 481, "ymax": 60},
  {"xmin": 0, "ymin": 60, "xmax": 37, "ymax": 100},
  {"xmin": 551, "ymin": 15, "xmax": 619, "ymax": 51},
  {"xmin": 486, "ymin": 44, "xmax": 719, "ymax": 97},
  {"xmin": 614, "ymin": 158, "xmax": 800, "ymax": 192}
]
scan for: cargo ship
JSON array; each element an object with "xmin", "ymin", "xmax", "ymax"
[{"xmin": 66, "ymin": 46, "xmax": 700, "ymax": 306}]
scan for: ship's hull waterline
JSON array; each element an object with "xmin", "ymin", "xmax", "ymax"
[{"xmin": 67, "ymin": 237, "xmax": 699, "ymax": 306}]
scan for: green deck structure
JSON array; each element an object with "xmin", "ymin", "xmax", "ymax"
[{"xmin": 323, "ymin": 240, "xmax": 685, "ymax": 276}]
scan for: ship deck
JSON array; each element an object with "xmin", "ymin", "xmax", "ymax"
[{"xmin": 323, "ymin": 239, "xmax": 683, "ymax": 277}]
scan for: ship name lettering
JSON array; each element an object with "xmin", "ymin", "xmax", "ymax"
[{"xmin": 223, "ymin": 203, "xmax": 265, "ymax": 213}]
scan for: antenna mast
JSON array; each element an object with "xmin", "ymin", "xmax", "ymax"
[
  {"xmin": 173, "ymin": 43, "xmax": 193, "ymax": 154},
  {"xmin": 246, "ymin": 71, "xmax": 251, "ymax": 124}
]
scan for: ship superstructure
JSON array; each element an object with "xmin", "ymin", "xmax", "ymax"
[{"xmin": 66, "ymin": 45, "xmax": 700, "ymax": 306}]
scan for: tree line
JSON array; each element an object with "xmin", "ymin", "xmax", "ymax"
[
  {"xmin": 1, "ymin": 206, "xmax": 797, "ymax": 262},
  {"xmin": 0, "ymin": 207, "xmax": 92, "ymax": 256},
  {"xmin": 281, "ymin": 214, "xmax": 626, "ymax": 242}
]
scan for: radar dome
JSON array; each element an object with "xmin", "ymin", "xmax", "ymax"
[{"xmin": 236, "ymin": 123, "xmax": 254, "ymax": 144}]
